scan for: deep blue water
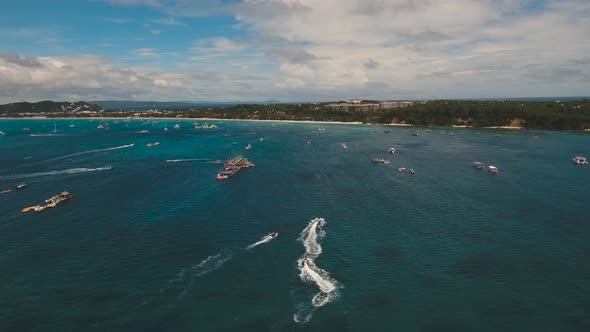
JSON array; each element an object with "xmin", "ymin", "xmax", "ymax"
[{"xmin": 0, "ymin": 119, "xmax": 589, "ymax": 332}]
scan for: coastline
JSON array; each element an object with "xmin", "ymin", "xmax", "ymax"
[{"xmin": 0, "ymin": 117, "xmax": 364, "ymax": 125}]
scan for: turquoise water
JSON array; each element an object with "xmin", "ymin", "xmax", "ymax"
[{"xmin": 1, "ymin": 119, "xmax": 589, "ymax": 331}]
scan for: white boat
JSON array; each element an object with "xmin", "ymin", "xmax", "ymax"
[
  {"xmin": 387, "ymin": 147, "xmax": 397, "ymax": 154},
  {"xmin": 138, "ymin": 130, "xmax": 149, "ymax": 134},
  {"xmin": 340, "ymin": 143, "xmax": 348, "ymax": 149},
  {"xmin": 68, "ymin": 124, "xmax": 76, "ymax": 128},
  {"xmin": 0, "ymin": 130, "xmax": 5, "ymax": 135},
  {"xmin": 488, "ymin": 165, "xmax": 499, "ymax": 174},
  {"xmin": 97, "ymin": 165, "xmax": 113, "ymax": 171},
  {"xmin": 573, "ymin": 156, "xmax": 588, "ymax": 165},
  {"xmin": 245, "ymin": 143, "xmax": 252, "ymax": 150},
  {"xmin": 372, "ymin": 158, "xmax": 389, "ymax": 164},
  {"xmin": 173, "ymin": 123, "xmax": 180, "ymax": 129},
  {"xmin": 146, "ymin": 142, "xmax": 160, "ymax": 147},
  {"xmin": 472, "ymin": 162, "xmax": 484, "ymax": 169},
  {"xmin": 97, "ymin": 124, "xmax": 104, "ymax": 129},
  {"xmin": 317, "ymin": 128, "xmax": 326, "ymax": 131}
]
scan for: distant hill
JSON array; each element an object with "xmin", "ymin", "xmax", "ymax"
[
  {"xmin": 91, "ymin": 100, "xmax": 281, "ymax": 111},
  {"xmin": 0, "ymin": 101, "xmax": 101, "ymax": 115}
]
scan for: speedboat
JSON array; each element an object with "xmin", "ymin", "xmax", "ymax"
[
  {"xmin": 146, "ymin": 142, "xmax": 160, "ymax": 147},
  {"xmin": 387, "ymin": 147, "xmax": 397, "ymax": 154},
  {"xmin": 268, "ymin": 232, "xmax": 279, "ymax": 238},
  {"xmin": 16, "ymin": 183, "xmax": 27, "ymax": 190},
  {"xmin": 488, "ymin": 165, "xmax": 499, "ymax": 174},
  {"xmin": 372, "ymin": 158, "xmax": 390, "ymax": 164},
  {"xmin": 97, "ymin": 165, "xmax": 113, "ymax": 171},
  {"xmin": 472, "ymin": 162, "xmax": 484, "ymax": 169},
  {"xmin": 573, "ymin": 156, "xmax": 588, "ymax": 165},
  {"xmin": 245, "ymin": 144, "xmax": 252, "ymax": 150},
  {"xmin": 398, "ymin": 167, "xmax": 407, "ymax": 172},
  {"xmin": 340, "ymin": 143, "xmax": 348, "ymax": 149}
]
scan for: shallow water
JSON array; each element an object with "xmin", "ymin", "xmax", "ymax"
[{"xmin": 1, "ymin": 119, "xmax": 589, "ymax": 331}]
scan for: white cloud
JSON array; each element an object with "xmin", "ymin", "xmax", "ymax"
[
  {"xmin": 151, "ymin": 17, "xmax": 186, "ymax": 26},
  {"xmin": 150, "ymin": 29, "xmax": 161, "ymax": 35}
]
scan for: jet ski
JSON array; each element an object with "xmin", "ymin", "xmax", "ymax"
[{"xmin": 268, "ymin": 232, "xmax": 279, "ymax": 238}]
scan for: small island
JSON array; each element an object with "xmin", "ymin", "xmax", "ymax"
[{"xmin": 1, "ymin": 99, "xmax": 589, "ymax": 131}]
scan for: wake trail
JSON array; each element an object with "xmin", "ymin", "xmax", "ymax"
[
  {"xmin": 246, "ymin": 233, "xmax": 278, "ymax": 249},
  {"xmin": 43, "ymin": 143, "xmax": 135, "ymax": 162},
  {"xmin": 0, "ymin": 167, "xmax": 112, "ymax": 180},
  {"xmin": 293, "ymin": 217, "xmax": 341, "ymax": 324},
  {"xmin": 166, "ymin": 158, "xmax": 218, "ymax": 163}
]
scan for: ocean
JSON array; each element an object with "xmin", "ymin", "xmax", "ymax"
[{"xmin": 0, "ymin": 119, "xmax": 589, "ymax": 331}]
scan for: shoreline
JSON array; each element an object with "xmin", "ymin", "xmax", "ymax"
[{"xmin": 1, "ymin": 117, "xmax": 587, "ymax": 132}]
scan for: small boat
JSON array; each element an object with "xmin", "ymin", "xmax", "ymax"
[
  {"xmin": 210, "ymin": 124, "xmax": 218, "ymax": 128},
  {"xmin": 425, "ymin": 129, "xmax": 432, "ymax": 133},
  {"xmin": 573, "ymin": 156, "xmax": 588, "ymax": 165},
  {"xmin": 68, "ymin": 124, "xmax": 76, "ymax": 128},
  {"xmin": 24, "ymin": 156, "xmax": 33, "ymax": 160},
  {"xmin": 372, "ymin": 158, "xmax": 390, "ymax": 164},
  {"xmin": 96, "ymin": 165, "xmax": 113, "ymax": 171},
  {"xmin": 1, "ymin": 189, "xmax": 12, "ymax": 195},
  {"xmin": 488, "ymin": 165, "xmax": 499, "ymax": 174},
  {"xmin": 138, "ymin": 130, "xmax": 149, "ymax": 134},
  {"xmin": 203, "ymin": 123, "xmax": 210, "ymax": 129},
  {"xmin": 0, "ymin": 130, "xmax": 5, "ymax": 135},
  {"xmin": 97, "ymin": 124, "xmax": 104, "ymax": 129},
  {"xmin": 412, "ymin": 132, "xmax": 420, "ymax": 136},
  {"xmin": 146, "ymin": 142, "xmax": 160, "ymax": 147},
  {"xmin": 245, "ymin": 144, "xmax": 252, "ymax": 150},
  {"xmin": 259, "ymin": 138, "xmax": 263, "ymax": 141},
  {"xmin": 340, "ymin": 143, "xmax": 348, "ymax": 149},
  {"xmin": 387, "ymin": 147, "xmax": 397, "ymax": 154},
  {"xmin": 173, "ymin": 123, "xmax": 180, "ymax": 129},
  {"xmin": 398, "ymin": 167, "xmax": 407, "ymax": 172},
  {"xmin": 16, "ymin": 183, "xmax": 27, "ymax": 190},
  {"xmin": 410, "ymin": 169, "xmax": 416, "ymax": 175},
  {"xmin": 268, "ymin": 232, "xmax": 279, "ymax": 238},
  {"xmin": 317, "ymin": 128, "xmax": 325, "ymax": 131},
  {"xmin": 472, "ymin": 162, "xmax": 484, "ymax": 169}
]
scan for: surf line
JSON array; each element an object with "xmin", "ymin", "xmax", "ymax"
[{"xmin": 293, "ymin": 217, "xmax": 341, "ymax": 324}]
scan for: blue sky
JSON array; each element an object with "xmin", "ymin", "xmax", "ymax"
[{"xmin": 0, "ymin": 0, "xmax": 589, "ymax": 102}]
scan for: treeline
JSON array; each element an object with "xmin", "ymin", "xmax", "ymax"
[
  {"xmin": 385, "ymin": 100, "xmax": 590, "ymax": 130},
  {"xmin": 0, "ymin": 101, "xmax": 101, "ymax": 115},
  {"xmin": 2, "ymin": 99, "xmax": 590, "ymax": 131}
]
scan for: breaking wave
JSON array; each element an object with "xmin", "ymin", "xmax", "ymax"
[{"xmin": 293, "ymin": 217, "xmax": 341, "ymax": 323}]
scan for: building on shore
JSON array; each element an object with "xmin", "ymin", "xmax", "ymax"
[{"xmin": 326, "ymin": 100, "xmax": 414, "ymax": 111}]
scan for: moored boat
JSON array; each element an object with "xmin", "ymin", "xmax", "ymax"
[
  {"xmin": 398, "ymin": 167, "xmax": 407, "ymax": 172},
  {"xmin": 173, "ymin": 123, "xmax": 180, "ymax": 129},
  {"xmin": 410, "ymin": 169, "xmax": 416, "ymax": 175},
  {"xmin": 16, "ymin": 183, "xmax": 27, "ymax": 190},
  {"xmin": 488, "ymin": 165, "xmax": 499, "ymax": 174},
  {"xmin": 387, "ymin": 147, "xmax": 397, "ymax": 154},
  {"xmin": 138, "ymin": 130, "xmax": 149, "ymax": 134},
  {"xmin": 245, "ymin": 143, "xmax": 252, "ymax": 150},
  {"xmin": 472, "ymin": 162, "xmax": 484, "ymax": 169},
  {"xmin": 340, "ymin": 143, "xmax": 348, "ymax": 149}
]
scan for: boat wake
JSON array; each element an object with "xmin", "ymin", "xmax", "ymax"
[
  {"xmin": 168, "ymin": 252, "xmax": 233, "ymax": 299},
  {"xmin": 29, "ymin": 133, "xmax": 67, "ymax": 137},
  {"xmin": 0, "ymin": 167, "xmax": 112, "ymax": 180},
  {"xmin": 44, "ymin": 143, "xmax": 134, "ymax": 162},
  {"xmin": 293, "ymin": 218, "xmax": 341, "ymax": 323},
  {"xmin": 246, "ymin": 233, "xmax": 278, "ymax": 249},
  {"xmin": 166, "ymin": 158, "xmax": 217, "ymax": 163}
]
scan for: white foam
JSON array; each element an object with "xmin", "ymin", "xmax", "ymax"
[
  {"xmin": 246, "ymin": 233, "xmax": 277, "ymax": 249},
  {"xmin": 0, "ymin": 166, "xmax": 112, "ymax": 180},
  {"xmin": 165, "ymin": 158, "xmax": 215, "ymax": 163},
  {"xmin": 293, "ymin": 217, "xmax": 341, "ymax": 323},
  {"xmin": 44, "ymin": 143, "xmax": 134, "ymax": 162}
]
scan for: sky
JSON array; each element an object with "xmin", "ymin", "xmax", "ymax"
[{"xmin": 0, "ymin": 0, "xmax": 589, "ymax": 103}]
